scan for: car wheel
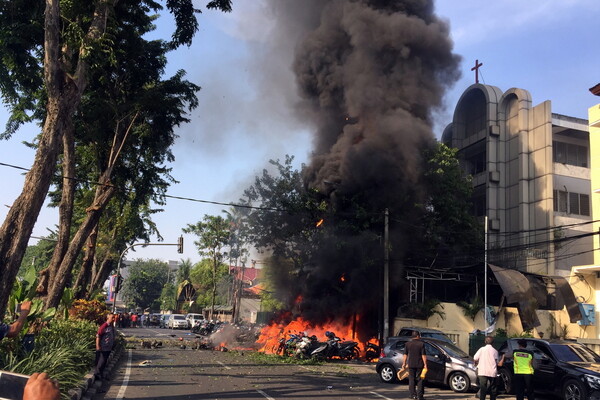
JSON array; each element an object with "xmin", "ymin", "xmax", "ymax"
[
  {"xmin": 378, "ymin": 363, "xmax": 398, "ymax": 383},
  {"xmin": 563, "ymin": 379, "xmax": 587, "ymax": 400},
  {"xmin": 498, "ymin": 367, "xmax": 513, "ymax": 394},
  {"xmin": 449, "ymin": 371, "xmax": 470, "ymax": 393}
]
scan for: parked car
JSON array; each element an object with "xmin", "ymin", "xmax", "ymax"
[
  {"xmin": 185, "ymin": 313, "xmax": 204, "ymax": 329},
  {"xmin": 396, "ymin": 327, "xmax": 454, "ymax": 344},
  {"xmin": 159, "ymin": 314, "xmax": 171, "ymax": 328},
  {"xmin": 148, "ymin": 313, "xmax": 161, "ymax": 326},
  {"xmin": 497, "ymin": 338, "xmax": 600, "ymax": 400},
  {"xmin": 376, "ymin": 336, "xmax": 478, "ymax": 393},
  {"xmin": 167, "ymin": 314, "xmax": 188, "ymax": 329}
]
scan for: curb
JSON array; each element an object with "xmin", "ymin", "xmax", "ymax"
[{"xmin": 68, "ymin": 345, "xmax": 124, "ymax": 400}]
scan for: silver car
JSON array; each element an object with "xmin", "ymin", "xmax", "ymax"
[{"xmin": 376, "ymin": 337, "xmax": 478, "ymax": 393}]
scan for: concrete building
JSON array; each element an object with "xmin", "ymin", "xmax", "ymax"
[{"xmin": 442, "ymin": 83, "xmax": 592, "ymax": 277}]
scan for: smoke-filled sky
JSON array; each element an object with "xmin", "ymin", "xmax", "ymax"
[{"xmin": 1, "ymin": 0, "xmax": 599, "ymax": 263}]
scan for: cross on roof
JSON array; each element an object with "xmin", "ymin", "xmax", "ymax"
[{"xmin": 471, "ymin": 59, "xmax": 483, "ymax": 84}]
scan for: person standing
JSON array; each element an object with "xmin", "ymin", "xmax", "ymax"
[
  {"xmin": 512, "ymin": 339, "xmax": 534, "ymax": 400},
  {"xmin": 473, "ymin": 336, "xmax": 499, "ymax": 400},
  {"xmin": 94, "ymin": 314, "xmax": 116, "ymax": 381},
  {"xmin": 0, "ymin": 300, "xmax": 32, "ymax": 340},
  {"xmin": 402, "ymin": 331, "xmax": 428, "ymax": 400}
]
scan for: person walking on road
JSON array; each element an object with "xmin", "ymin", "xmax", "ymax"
[
  {"xmin": 512, "ymin": 339, "xmax": 534, "ymax": 400},
  {"xmin": 402, "ymin": 331, "xmax": 428, "ymax": 400},
  {"xmin": 94, "ymin": 313, "xmax": 116, "ymax": 381},
  {"xmin": 0, "ymin": 300, "xmax": 31, "ymax": 340},
  {"xmin": 474, "ymin": 335, "xmax": 499, "ymax": 400}
]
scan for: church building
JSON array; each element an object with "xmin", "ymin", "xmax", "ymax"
[{"xmin": 442, "ymin": 83, "xmax": 592, "ymax": 278}]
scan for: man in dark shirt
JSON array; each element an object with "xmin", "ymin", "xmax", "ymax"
[
  {"xmin": 402, "ymin": 331, "xmax": 428, "ymax": 400},
  {"xmin": 94, "ymin": 314, "xmax": 116, "ymax": 381}
]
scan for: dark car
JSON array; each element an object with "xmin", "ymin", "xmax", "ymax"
[
  {"xmin": 376, "ymin": 337, "xmax": 478, "ymax": 393},
  {"xmin": 396, "ymin": 327, "xmax": 454, "ymax": 344},
  {"xmin": 497, "ymin": 338, "xmax": 600, "ymax": 400}
]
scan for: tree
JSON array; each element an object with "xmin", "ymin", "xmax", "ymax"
[
  {"xmin": 184, "ymin": 216, "xmax": 230, "ymax": 319},
  {"xmin": 407, "ymin": 142, "xmax": 483, "ymax": 268},
  {"xmin": 189, "ymin": 258, "xmax": 229, "ymax": 310},
  {"xmin": 159, "ymin": 283, "xmax": 177, "ymax": 312},
  {"xmin": 177, "ymin": 259, "xmax": 193, "ymax": 284},
  {"xmin": 122, "ymin": 259, "xmax": 168, "ymax": 311},
  {"xmin": 0, "ymin": 0, "xmax": 233, "ymax": 317},
  {"xmin": 243, "ymin": 156, "xmax": 326, "ymax": 272}
]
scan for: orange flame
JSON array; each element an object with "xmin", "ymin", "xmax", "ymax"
[
  {"xmin": 316, "ymin": 219, "xmax": 324, "ymax": 227},
  {"xmin": 256, "ymin": 315, "xmax": 378, "ymax": 360},
  {"xmin": 340, "ymin": 273, "xmax": 346, "ymax": 282}
]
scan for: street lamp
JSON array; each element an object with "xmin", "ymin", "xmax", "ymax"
[{"xmin": 111, "ymin": 236, "xmax": 184, "ymax": 313}]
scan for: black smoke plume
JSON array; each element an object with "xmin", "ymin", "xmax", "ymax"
[{"xmin": 265, "ymin": 0, "xmax": 460, "ymax": 335}]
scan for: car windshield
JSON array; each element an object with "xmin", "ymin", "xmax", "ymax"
[
  {"xmin": 174, "ymin": 315, "xmax": 185, "ymax": 320},
  {"xmin": 423, "ymin": 333, "xmax": 452, "ymax": 342},
  {"xmin": 549, "ymin": 343, "xmax": 600, "ymax": 362},
  {"xmin": 440, "ymin": 342, "xmax": 470, "ymax": 358}
]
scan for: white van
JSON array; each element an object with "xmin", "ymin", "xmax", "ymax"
[
  {"xmin": 185, "ymin": 313, "xmax": 204, "ymax": 329},
  {"xmin": 167, "ymin": 314, "xmax": 188, "ymax": 329}
]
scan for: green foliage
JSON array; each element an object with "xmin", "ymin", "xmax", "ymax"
[
  {"xmin": 60, "ymin": 287, "xmax": 75, "ymax": 320},
  {"xmin": 245, "ymin": 350, "xmax": 322, "ymax": 365},
  {"xmin": 412, "ymin": 142, "xmax": 483, "ymax": 268},
  {"xmin": 457, "ymin": 297, "xmax": 484, "ymax": 321},
  {"xmin": 7, "ymin": 265, "xmax": 56, "ymax": 327},
  {"xmin": 0, "ymin": 319, "xmax": 97, "ymax": 398},
  {"xmin": 189, "ymin": 259, "xmax": 229, "ymax": 308},
  {"xmin": 495, "ymin": 328, "xmax": 508, "ymax": 337},
  {"xmin": 19, "ymin": 236, "xmax": 57, "ymax": 276},
  {"xmin": 159, "ymin": 283, "xmax": 177, "ymax": 311},
  {"xmin": 122, "ymin": 259, "xmax": 169, "ymax": 310}
]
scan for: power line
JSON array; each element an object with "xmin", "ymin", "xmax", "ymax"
[{"xmin": 0, "ymin": 161, "xmax": 284, "ymax": 212}]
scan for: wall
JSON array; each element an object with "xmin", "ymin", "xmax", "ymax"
[{"xmin": 393, "ymin": 302, "xmax": 587, "ymax": 352}]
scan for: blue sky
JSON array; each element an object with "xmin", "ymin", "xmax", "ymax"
[{"xmin": 1, "ymin": 0, "xmax": 599, "ymax": 264}]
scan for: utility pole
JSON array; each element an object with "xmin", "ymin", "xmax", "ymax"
[
  {"xmin": 383, "ymin": 208, "xmax": 390, "ymax": 344},
  {"xmin": 484, "ymin": 215, "xmax": 488, "ymax": 331}
]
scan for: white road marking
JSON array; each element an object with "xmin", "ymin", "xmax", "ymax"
[
  {"xmin": 370, "ymin": 391, "xmax": 394, "ymax": 400},
  {"xmin": 256, "ymin": 389, "xmax": 276, "ymax": 399},
  {"xmin": 217, "ymin": 361, "xmax": 231, "ymax": 370},
  {"xmin": 115, "ymin": 350, "xmax": 132, "ymax": 399}
]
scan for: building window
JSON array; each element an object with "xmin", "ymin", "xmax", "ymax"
[
  {"xmin": 553, "ymin": 190, "xmax": 590, "ymax": 216},
  {"xmin": 553, "ymin": 141, "xmax": 588, "ymax": 167}
]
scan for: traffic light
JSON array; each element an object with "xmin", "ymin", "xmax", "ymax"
[
  {"xmin": 177, "ymin": 235, "xmax": 184, "ymax": 254},
  {"xmin": 115, "ymin": 274, "xmax": 124, "ymax": 292}
]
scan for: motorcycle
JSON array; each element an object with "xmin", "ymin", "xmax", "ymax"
[{"xmin": 364, "ymin": 342, "xmax": 380, "ymax": 362}]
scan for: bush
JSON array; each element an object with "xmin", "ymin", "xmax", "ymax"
[
  {"xmin": 0, "ymin": 318, "xmax": 97, "ymax": 399},
  {"xmin": 69, "ymin": 299, "xmax": 110, "ymax": 324}
]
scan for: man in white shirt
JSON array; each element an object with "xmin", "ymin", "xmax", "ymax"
[{"xmin": 473, "ymin": 336, "xmax": 499, "ymax": 400}]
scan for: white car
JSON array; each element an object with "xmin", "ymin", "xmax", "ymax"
[
  {"xmin": 185, "ymin": 313, "xmax": 204, "ymax": 329},
  {"xmin": 167, "ymin": 314, "xmax": 188, "ymax": 329}
]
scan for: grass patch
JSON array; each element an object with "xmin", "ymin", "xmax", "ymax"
[{"xmin": 242, "ymin": 351, "xmax": 323, "ymax": 365}]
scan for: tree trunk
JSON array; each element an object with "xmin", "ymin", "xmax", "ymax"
[
  {"xmin": 45, "ymin": 176, "xmax": 116, "ymax": 308},
  {"xmin": 89, "ymin": 256, "xmax": 115, "ymax": 297},
  {"xmin": 40, "ymin": 121, "xmax": 76, "ymax": 296},
  {"xmin": 72, "ymin": 227, "xmax": 98, "ymax": 299}
]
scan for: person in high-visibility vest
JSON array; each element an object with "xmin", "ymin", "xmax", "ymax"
[{"xmin": 512, "ymin": 339, "xmax": 534, "ymax": 400}]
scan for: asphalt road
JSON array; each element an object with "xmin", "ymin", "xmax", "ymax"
[{"xmin": 93, "ymin": 327, "xmax": 552, "ymax": 400}]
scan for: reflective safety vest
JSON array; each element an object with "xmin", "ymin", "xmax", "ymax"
[{"xmin": 513, "ymin": 349, "xmax": 534, "ymax": 374}]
